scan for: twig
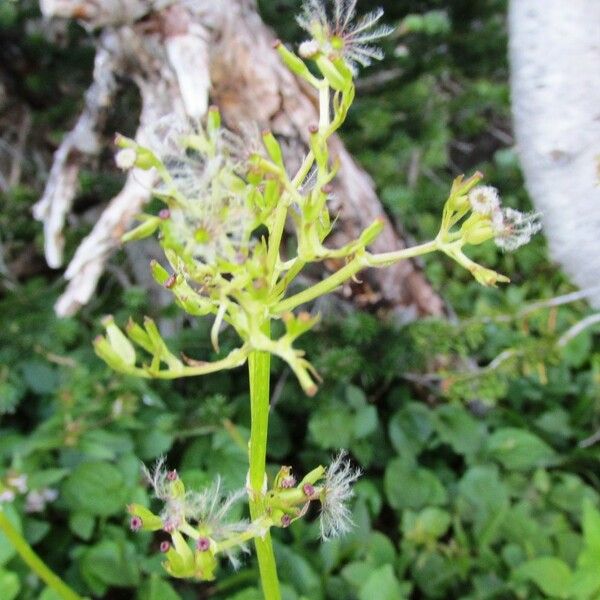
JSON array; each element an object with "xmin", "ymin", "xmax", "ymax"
[
  {"xmin": 557, "ymin": 312, "xmax": 600, "ymax": 347},
  {"xmin": 9, "ymin": 108, "xmax": 31, "ymax": 187}
]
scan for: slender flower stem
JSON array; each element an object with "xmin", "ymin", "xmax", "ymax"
[
  {"xmin": 0, "ymin": 511, "xmax": 82, "ymax": 600},
  {"xmin": 248, "ymin": 322, "xmax": 281, "ymax": 600},
  {"xmin": 274, "ymin": 240, "xmax": 439, "ymax": 313},
  {"xmin": 267, "ymin": 201, "xmax": 290, "ymax": 285}
]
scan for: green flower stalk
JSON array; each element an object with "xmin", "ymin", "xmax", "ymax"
[{"xmin": 94, "ymin": 1, "xmax": 541, "ymax": 598}]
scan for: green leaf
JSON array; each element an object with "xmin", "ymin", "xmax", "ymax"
[
  {"xmin": 560, "ymin": 329, "xmax": 592, "ymax": 368},
  {"xmin": 341, "ymin": 562, "xmax": 374, "ymax": 589},
  {"xmin": 134, "ymin": 425, "xmax": 174, "ymax": 460},
  {"xmin": 358, "ymin": 564, "xmax": 406, "ymax": 600},
  {"xmin": 412, "ymin": 551, "xmax": 459, "ymax": 598},
  {"xmin": 62, "ymin": 462, "xmax": 126, "ymax": 517},
  {"xmin": 38, "ymin": 589, "xmax": 62, "ymax": 600},
  {"xmin": 366, "ymin": 531, "xmax": 397, "ymax": 566},
  {"xmin": 80, "ymin": 539, "xmax": 140, "ymax": 592},
  {"xmin": 566, "ymin": 567, "xmax": 600, "ymax": 600},
  {"xmin": 402, "ymin": 507, "xmax": 451, "ymax": 545},
  {"xmin": 21, "ymin": 360, "xmax": 59, "ymax": 394},
  {"xmin": 388, "ymin": 403, "xmax": 434, "ymax": 457},
  {"xmin": 513, "ymin": 557, "xmax": 572, "ymax": 599},
  {"xmin": 486, "ymin": 428, "xmax": 556, "ymax": 470},
  {"xmin": 578, "ymin": 498, "xmax": 600, "ymax": 569},
  {"xmin": 354, "ymin": 405, "xmax": 378, "ymax": 439},
  {"xmin": 456, "ymin": 466, "xmax": 508, "ymax": 544},
  {"xmin": 433, "ymin": 404, "xmax": 486, "ymax": 458},
  {"xmin": 68, "ymin": 512, "xmax": 95, "ymax": 541},
  {"xmin": 308, "ymin": 403, "xmax": 354, "ymax": 449},
  {"xmin": 384, "ymin": 458, "xmax": 447, "ymax": 510},
  {"xmin": 275, "ymin": 543, "xmax": 323, "ymax": 599},
  {"xmin": 0, "ymin": 569, "xmax": 20, "ymax": 600},
  {"xmin": 137, "ymin": 574, "xmax": 182, "ymax": 600}
]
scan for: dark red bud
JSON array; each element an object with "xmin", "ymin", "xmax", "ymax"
[
  {"xmin": 164, "ymin": 274, "xmax": 176, "ymax": 289},
  {"xmin": 303, "ymin": 483, "xmax": 315, "ymax": 497},
  {"xmin": 167, "ymin": 470, "xmax": 178, "ymax": 481},
  {"xmin": 281, "ymin": 514, "xmax": 292, "ymax": 528},
  {"xmin": 196, "ymin": 537, "xmax": 211, "ymax": 552},
  {"xmin": 130, "ymin": 516, "xmax": 142, "ymax": 531},
  {"xmin": 281, "ymin": 476, "xmax": 296, "ymax": 489},
  {"xmin": 160, "ymin": 541, "xmax": 170, "ymax": 553},
  {"xmin": 308, "ymin": 124, "xmax": 319, "ymax": 134}
]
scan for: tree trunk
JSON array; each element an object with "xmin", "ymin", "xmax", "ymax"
[
  {"xmin": 36, "ymin": 0, "xmax": 444, "ymax": 318},
  {"xmin": 509, "ymin": 0, "xmax": 600, "ymax": 306}
]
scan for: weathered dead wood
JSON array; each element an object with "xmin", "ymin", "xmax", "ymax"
[{"xmin": 37, "ymin": 0, "xmax": 444, "ymax": 318}]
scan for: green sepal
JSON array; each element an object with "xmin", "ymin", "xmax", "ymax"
[
  {"xmin": 127, "ymin": 504, "xmax": 163, "ymax": 531},
  {"xmin": 281, "ymin": 311, "xmax": 319, "ymax": 342},
  {"xmin": 143, "ymin": 317, "xmax": 184, "ymax": 371},
  {"xmin": 206, "ymin": 105, "xmax": 221, "ymax": 139},
  {"xmin": 261, "ymin": 131, "xmax": 284, "ymax": 167},
  {"xmin": 460, "ymin": 215, "xmax": 494, "ymax": 246},
  {"xmin": 276, "ymin": 43, "xmax": 318, "ymax": 84},
  {"xmin": 195, "ymin": 545, "xmax": 218, "ymax": 581},
  {"xmin": 308, "ymin": 127, "xmax": 328, "ymax": 171},
  {"xmin": 170, "ymin": 478, "xmax": 186, "ymax": 499},
  {"xmin": 102, "ymin": 316, "xmax": 136, "ymax": 366},
  {"xmin": 115, "ymin": 134, "xmax": 161, "ymax": 170},
  {"xmin": 122, "ymin": 216, "xmax": 161, "ymax": 243},
  {"xmin": 125, "ymin": 319, "xmax": 154, "ymax": 354},
  {"xmin": 359, "ymin": 218, "xmax": 385, "ymax": 247},
  {"xmin": 93, "ymin": 335, "xmax": 132, "ymax": 373},
  {"xmin": 300, "ymin": 465, "xmax": 326, "ymax": 486},
  {"xmin": 164, "ymin": 531, "xmax": 196, "ymax": 579},
  {"xmin": 315, "ymin": 56, "xmax": 348, "ymax": 91},
  {"xmin": 150, "ymin": 260, "xmax": 170, "ymax": 286}
]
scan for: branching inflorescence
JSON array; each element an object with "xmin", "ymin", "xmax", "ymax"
[{"xmin": 94, "ymin": 0, "xmax": 541, "ymax": 593}]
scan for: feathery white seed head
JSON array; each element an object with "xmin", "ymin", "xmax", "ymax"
[
  {"xmin": 142, "ymin": 116, "xmax": 254, "ymax": 265},
  {"xmin": 493, "ymin": 207, "xmax": 542, "ymax": 252},
  {"xmin": 468, "ymin": 185, "xmax": 500, "ymax": 216},
  {"xmin": 297, "ymin": 0, "xmax": 393, "ymax": 73},
  {"xmin": 115, "ymin": 148, "xmax": 137, "ymax": 170},
  {"xmin": 319, "ymin": 450, "xmax": 361, "ymax": 541}
]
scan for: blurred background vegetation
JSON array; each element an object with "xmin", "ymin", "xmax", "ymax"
[{"xmin": 1, "ymin": 0, "xmax": 599, "ymax": 598}]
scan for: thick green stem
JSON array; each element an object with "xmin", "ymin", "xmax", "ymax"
[
  {"xmin": 0, "ymin": 511, "xmax": 82, "ymax": 600},
  {"xmin": 248, "ymin": 324, "xmax": 281, "ymax": 600}
]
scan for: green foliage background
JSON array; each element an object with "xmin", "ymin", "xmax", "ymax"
[{"xmin": 1, "ymin": 1, "xmax": 600, "ymax": 598}]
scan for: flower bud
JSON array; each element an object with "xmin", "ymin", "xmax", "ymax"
[
  {"xmin": 303, "ymin": 483, "xmax": 316, "ymax": 498},
  {"xmin": 102, "ymin": 316, "xmax": 136, "ymax": 367},
  {"xmin": 121, "ymin": 216, "xmax": 161, "ymax": 243},
  {"xmin": 196, "ymin": 537, "xmax": 211, "ymax": 552},
  {"xmin": 276, "ymin": 42, "xmax": 317, "ymax": 83},
  {"xmin": 315, "ymin": 55, "xmax": 349, "ymax": 91},
  {"xmin": 127, "ymin": 504, "xmax": 163, "ymax": 531},
  {"xmin": 115, "ymin": 148, "xmax": 137, "ymax": 170},
  {"xmin": 299, "ymin": 40, "xmax": 320, "ymax": 59}
]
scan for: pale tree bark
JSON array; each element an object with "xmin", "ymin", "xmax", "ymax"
[
  {"xmin": 509, "ymin": 0, "xmax": 600, "ymax": 307},
  {"xmin": 36, "ymin": 0, "xmax": 444, "ymax": 318}
]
